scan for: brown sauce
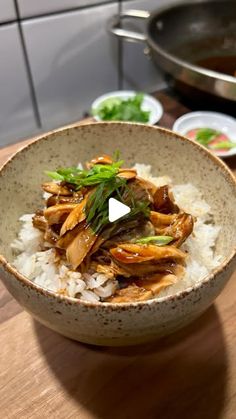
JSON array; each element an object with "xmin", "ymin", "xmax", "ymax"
[{"xmin": 196, "ymin": 56, "xmax": 236, "ymax": 77}]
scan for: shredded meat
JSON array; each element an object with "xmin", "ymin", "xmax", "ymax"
[
  {"xmin": 153, "ymin": 185, "xmax": 179, "ymax": 214},
  {"xmin": 46, "ymin": 194, "xmax": 84, "ymax": 207},
  {"xmin": 32, "ymin": 154, "xmax": 196, "ymax": 302},
  {"xmin": 42, "ymin": 182, "xmax": 73, "ymax": 196},
  {"xmin": 110, "ymin": 243, "xmax": 186, "ymax": 264},
  {"xmin": 151, "ymin": 211, "xmax": 194, "ymax": 246},
  {"xmin": 108, "ymin": 273, "xmax": 178, "ymax": 303},
  {"xmin": 60, "ymin": 194, "xmax": 88, "ymax": 236},
  {"xmin": 44, "ymin": 203, "xmax": 78, "ymax": 225},
  {"xmin": 87, "ymin": 154, "xmax": 113, "ymax": 168},
  {"xmin": 66, "ymin": 225, "xmax": 97, "ymax": 269},
  {"xmin": 32, "ymin": 210, "xmax": 47, "ymax": 232}
]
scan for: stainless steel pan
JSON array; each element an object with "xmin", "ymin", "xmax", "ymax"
[{"xmin": 108, "ymin": 1, "xmax": 236, "ymax": 102}]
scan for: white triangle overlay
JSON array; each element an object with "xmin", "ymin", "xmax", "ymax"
[{"xmin": 108, "ymin": 198, "xmax": 131, "ymax": 222}]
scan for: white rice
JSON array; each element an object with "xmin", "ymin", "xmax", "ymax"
[{"xmin": 11, "ymin": 164, "xmax": 222, "ymax": 302}]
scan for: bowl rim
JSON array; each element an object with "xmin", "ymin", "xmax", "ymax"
[{"xmin": 0, "ymin": 121, "xmax": 236, "ymax": 308}]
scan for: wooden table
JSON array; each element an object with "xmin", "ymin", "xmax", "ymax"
[{"xmin": 1, "ymin": 92, "xmax": 236, "ymax": 419}]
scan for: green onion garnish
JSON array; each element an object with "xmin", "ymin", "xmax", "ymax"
[
  {"xmin": 195, "ymin": 128, "xmax": 220, "ymax": 145},
  {"xmin": 135, "ymin": 236, "xmax": 174, "ymax": 246},
  {"xmin": 45, "ymin": 160, "xmax": 124, "ymax": 189},
  {"xmin": 210, "ymin": 141, "xmax": 236, "ymax": 150},
  {"xmin": 45, "ymin": 154, "xmax": 151, "ymax": 234}
]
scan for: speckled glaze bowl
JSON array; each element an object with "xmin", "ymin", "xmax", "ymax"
[{"xmin": 0, "ymin": 122, "xmax": 236, "ymax": 346}]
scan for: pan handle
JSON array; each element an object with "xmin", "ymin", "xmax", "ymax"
[{"xmin": 108, "ymin": 10, "xmax": 150, "ymax": 43}]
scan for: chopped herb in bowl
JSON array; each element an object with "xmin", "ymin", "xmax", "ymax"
[{"xmin": 92, "ymin": 93, "xmax": 150, "ymax": 123}]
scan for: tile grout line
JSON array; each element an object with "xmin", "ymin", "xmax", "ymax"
[
  {"xmin": 14, "ymin": 0, "xmax": 42, "ymax": 128},
  {"xmin": 118, "ymin": 0, "xmax": 123, "ymax": 90},
  {"xmin": 0, "ymin": 19, "xmax": 18, "ymax": 27},
  {"xmin": 14, "ymin": 1, "xmax": 119, "ymax": 22}
]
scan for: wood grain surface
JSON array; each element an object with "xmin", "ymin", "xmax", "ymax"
[{"xmin": 0, "ymin": 92, "xmax": 236, "ymax": 419}]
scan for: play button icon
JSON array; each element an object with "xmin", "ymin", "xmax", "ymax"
[{"xmin": 108, "ymin": 198, "xmax": 131, "ymax": 222}]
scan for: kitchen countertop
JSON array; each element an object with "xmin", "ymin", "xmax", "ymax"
[{"xmin": 0, "ymin": 91, "xmax": 236, "ymax": 419}]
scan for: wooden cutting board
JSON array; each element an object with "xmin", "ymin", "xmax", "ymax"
[{"xmin": 0, "ymin": 92, "xmax": 236, "ymax": 419}]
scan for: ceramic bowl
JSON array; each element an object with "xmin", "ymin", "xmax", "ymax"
[
  {"xmin": 91, "ymin": 90, "xmax": 163, "ymax": 125},
  {"xmin": 173, "ymin": 111, "xmax": 236, "ymax": 158},
  {"xmin": 0, "ymin": 122, "xmax": 236, "ymax": 346}
]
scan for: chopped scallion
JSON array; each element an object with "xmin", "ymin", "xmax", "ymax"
[{"xmin": 135, "ymin": 235, "xmax": 174, "ymax": 246}]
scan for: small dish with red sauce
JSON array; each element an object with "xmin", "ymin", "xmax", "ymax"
[{"xmin": 173, "ymin": 111, "xmax": 236, "ymax": 158}]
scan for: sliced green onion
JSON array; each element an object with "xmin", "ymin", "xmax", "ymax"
[
  {"xmin": 195, "ymin": 128, "xmax": 220, "ymax": 145},
  {"xmin": 44, "ymin": 170, "xmax": 64, "ymax": 181},
  {"xmin": 210, "ymin": 141, "xmax": 236, "ymax": 150},
  {"xmin": 45, "ymin": 159, "xmax": 124, "ymax": 188},
  {"xmin": 135, "ymin": 235, "xmax": 173, "ymax": 246}
]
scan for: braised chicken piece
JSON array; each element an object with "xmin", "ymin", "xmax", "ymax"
[
  {"xmin": 150, "ymin": 211, "xmax": 194, "ymax": 246},
  {"xmin": 44, "ymin": 203, "xmax": 78, "ymax": 225},
  {"xmin": 60, "ymin": 195, "xmax": 88, "ymax": 236},
  {"xmin": 108, "ymin": 273, "xmax": 178, "ymax": 303},
  {"xmin": 153, "ymin": 185, "xmax": 179, "ymax": 214},
  {"xmin": 135, "ymin": 273, "xmax": 178, "ymax": 292},
  {"xmin": 56, "ymin": 222, "xmax": 86, "ymax": 249},
  {"xmin": 42, "ymin": 182, "xmax": 73, "ymax": 196},
  {"xmin": 87, "ymin": 154, "xmax": 113, "ymax": 168},
  {"xmin": 107, "ymin": 261, "xmax": 184, "ymax": 278},
  {"xmin": 46, "ymin": 193, "xmax": 84, "ymax": 207},
  {"xmin": 162, "ymin": 212, "xmax": 194, "ymax": 247},
  {"xmin": 136, "ymin": 177, "xmax": 157, "ymax": 200},
  {"xmin": 150, "ymin": 211, "xmax": 177, "ymax": 228},
  {"xmin": 107, "ymin": 284, "xmax": 152, "ymax": 303},
  {"xmin": 33, "ymin": 153, "xmax": 196, "ymax": 302},
  {"xmin": 44, "ymin": 225, "xmax": 60, "ymax": 245},
  {"xmin": 110, "ymin": 243, "xmax": 186, "ymax": 264},
  {"xmin": 32, "ymin": 210, "xmax": 47, "ymax": 232},
  {"xmin": 101, "ymin": 221, "xmax": 155, "ymax": 250},
  {"xmin": 121, "ymin": 177, "xmax": 154, "ymax": 207},
  {"xmin": 66, "ymin": 225, "xmax": 97, "ymax": 269},
  {"xmin": 117, "ymin": 168, "xmax": 137, "ymax": 180}
]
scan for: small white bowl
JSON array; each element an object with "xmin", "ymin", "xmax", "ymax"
[
  {"xmin": 173, "ymin": 111, "xmax": 236, "ymax": 158},
  {"xmin": 91, "ymin": 90, "xmax": 163, "ymax": 125}
]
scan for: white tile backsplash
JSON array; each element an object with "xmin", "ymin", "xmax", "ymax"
[
  {"xmin": 0, "ymin": 24, "xmax": 38, "ymax": 146},
  {"xmin": 18, "ymin": 0, "xmax": 112, "ymax": 18},
  {"xmin": 22, "ymin": 4, "xmax": 119, "ymax": 129},
  {"xmin": 2, "ymin": 0, "xmax": 201, "ymax": 145},
  {"xmin": 0, "ymin": 0, "xmax": 16, "ymax": 22}
]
